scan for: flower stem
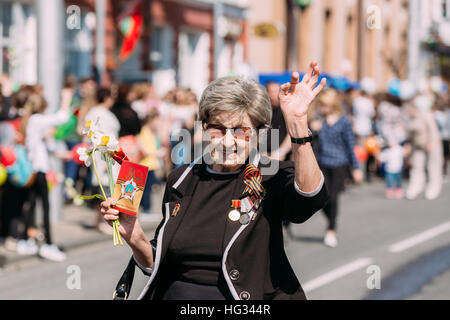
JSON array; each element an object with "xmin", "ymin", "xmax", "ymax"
[
  {"xmin": 91, "ymin": 146, "xmax": 123, "ymax": 246},
  {"xmin": 106, "ymin": 154, "xmax": 123, "ymax": 246},
  {"xmin": 91, "ymin": 146, "xmax": 107, "ymax": 200}
]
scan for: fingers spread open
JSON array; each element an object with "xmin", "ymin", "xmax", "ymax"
[
  {"xmin": 309, "ymin": 74, "xmax": 319, "ymax": 88},
  {"xmin": 307, "ymin": 64, "xmax": 321, "ymax": 87},
  {"xmin": 312, "ymin": 78, "xmax": 327, "ymax": 97},
  {"xmin": 303, "ymin": 61, "xmax": 317, "ymax": 84},
  {"xmin": 280, "ymin": 83, "xmax": 291, "ymax": 95},
  {"xmin": 289, "ymin": 72, "xmax": 300, "ymax": 93}
]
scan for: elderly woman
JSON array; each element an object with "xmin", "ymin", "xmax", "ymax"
[{"xmin": 101, "ymin": 62, "xmax": 329, "ymax": 300}]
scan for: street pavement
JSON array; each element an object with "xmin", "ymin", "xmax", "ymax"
[{"xmin": 0, "ymin": 177, "xmax": 449, "ymax": 300}]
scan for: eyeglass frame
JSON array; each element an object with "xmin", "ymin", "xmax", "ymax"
[{"xmin": 203, "ymin": 123, "xmax": 271, "ymax": 140}]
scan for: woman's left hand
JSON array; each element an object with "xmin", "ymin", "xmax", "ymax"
[{"xmin": 279, "ymin": 61, "xmax": 327, "ymax": 128}]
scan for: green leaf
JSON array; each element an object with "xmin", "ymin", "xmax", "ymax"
[{"xmin": 78, "ymin": 194, "xmax": 106, "ymax": 201}]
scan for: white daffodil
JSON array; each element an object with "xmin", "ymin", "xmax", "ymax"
[
  {"xmin": 82, "ymin": 117, "xmax": 100, "ymax": 140},
  {"xmin": 92, "ymin": 133, "xmax": 119, "ymax": 153},
  {"xmin": 76, "ymin": 147, "xmax": 92, "ymax": 167}
]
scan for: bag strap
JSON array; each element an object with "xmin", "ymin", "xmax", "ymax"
[
  {"xmin": 113, "ymin": 256, "xmax": 136, "ymax": 300},
  {"xmin": 113, "ymin": 240, "xmax": 157, "ymax": 300}
]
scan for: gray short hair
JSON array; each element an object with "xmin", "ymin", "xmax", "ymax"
[{"xmin": 198, "ymin": 77, "xmax": 272, "ymax": 128}]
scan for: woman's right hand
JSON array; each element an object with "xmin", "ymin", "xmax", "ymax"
[{"xmin": 100, "ymin": 198, "xmax": 139, "ymax": 244}]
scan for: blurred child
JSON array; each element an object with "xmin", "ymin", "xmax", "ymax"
[
  {"xmin": 379, "ymin": 140, "xmax": 405, "ymax": 199},
  {"xmin": 21, "ymin": 89, "xmax": 73, "ymax": 261}
]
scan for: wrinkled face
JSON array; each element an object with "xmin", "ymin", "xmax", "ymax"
[{"xmin": 204, "ymin": 112, "xmax": 256, "ymax": 171}]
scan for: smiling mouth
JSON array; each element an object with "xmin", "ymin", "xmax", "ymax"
[{"xmin": 222, "ymin": 151, "xmax": 236, "ymax": 157}]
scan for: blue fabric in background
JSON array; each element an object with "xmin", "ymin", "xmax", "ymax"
[{"xmin": 258, "ymin": 72, "xmax": 360, "ymax": 91}]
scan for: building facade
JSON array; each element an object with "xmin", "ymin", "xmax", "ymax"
[
  {"xmin": 247, "ymin": 0, "xmax": 411, "ymax": 91},
  {"xmin": 0, "ymin": 0, "xmax": 250, "ymax": 99}
]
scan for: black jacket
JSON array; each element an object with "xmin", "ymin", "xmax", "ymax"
[{"xmin": 136, "ymin": 154, "xmax": 328, "ymax": 300}]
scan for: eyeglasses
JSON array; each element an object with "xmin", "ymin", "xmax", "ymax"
[{"xmin": 205, "ymin": 124, "xmax": 256, "ymax": 140}]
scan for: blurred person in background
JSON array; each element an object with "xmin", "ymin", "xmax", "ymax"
[
  {"xmin": 433, "ymin": 93, "xmax": 450, "ymax": 177},
  {"xmin": 137, "ymin": 110, "xmax": 166, "ymax": 220},
  {"xmin": 406, "ymin": 98, "xmax": 443, "ymax": 200},
  {"xmin": 111, "ymin": 84, "xmax": 142, "ymax": 164},
  {"xmin": 341, "ymin": 88, "xmax": 355, "ymax": 117},
  {"xmin": 377, "ymin": 138, "xmax": 406, "ymax": 199},
  {"xmin": 352, "ymin": 90, "xmax": 376, "ymax": 182},
  {"xmin": 0, "ymin": 83, "xmax": 32, "ymax": 251},
  {"xmin": 265, "ymin": 81, "xmax": 291, "ymax": 162},
  {"xmin": 312, "ymin": 89, "xmax": 363, "ymax": 248},
  {"xmin": 55, "ymin": 76, "xmax": 83, "ymax": 204},
  {"xmin": 130, "ymin": 82, "xmax": 151, "ymax": 121},
  {"xmin": 76, "ymin": 77, "xmax": 97, "ymax": 136},
  {"xmin": 375, "ymin": 93, "xmax": 408, "ymax": 148},
  {"xmin": 352, "ymin": 90, "xmax": 375, "ymax": 142},
  {"xmin": 111, "ymin": 83, "xmax": 142, "ymax": 138},
  {"xmin": 167, "ymin": 88, "xmax": 199, "ymax": 168},
  {"xmin": 0, "ymin": 74, "xmax": 15, "ymax": 121},
  {"xmin": 20, "ymin": 88, "xmax": 73, "ymax": 261},
  {"xmin": 146, "ymin": 83, "xmax": 161, "ymax": 113},
  {"xmin": 74, "ymin": 77, "xmax": 98, "ymax": 197},
  {"xmin": 84, "ymin": 87, "xmax": 120, "ymax": 234}
]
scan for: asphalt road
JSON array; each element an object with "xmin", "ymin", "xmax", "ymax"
[{"xmin": 0, "ymin": 178, "xmax": 449, "ymax": 300}]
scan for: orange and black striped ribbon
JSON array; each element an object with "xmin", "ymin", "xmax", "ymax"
[{"xmin": 243, "ymin": 164, "xmax": 264, "ymax": 199}]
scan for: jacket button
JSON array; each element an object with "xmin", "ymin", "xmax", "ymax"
[
  {"xmin": 239, "ymin": 291, "xmax": 250, "ymax": 300},
  {"xmin": 229, "ymin": 269, "xmax": 240, "ymax": 281}
]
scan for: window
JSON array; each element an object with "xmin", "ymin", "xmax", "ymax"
[
  {"xmin": 0, "ymin": 2, "xmax": 36, "ymax": 83},
  {"xmin": 63, "ymin": 10, "xmax": 94, "ymax": 79},
  {"xmin": 150, "ymin": 25, "xmax": 174, "ymax": 70}
]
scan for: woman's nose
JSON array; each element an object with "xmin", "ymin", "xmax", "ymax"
[{"xmin": 222, "ymin": 130, "xmax": 236, "ymax": 149}]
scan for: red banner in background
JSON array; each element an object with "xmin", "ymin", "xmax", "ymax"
[{"xmin": 118, "ymin": 0, "xmax": 142, "ymax": 61}]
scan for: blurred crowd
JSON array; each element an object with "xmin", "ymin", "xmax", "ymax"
[
  {"xmin": 0, "ymin": 72, "xmax": 449, "ymax": 259},
  {"xmin": 0, "ymin": 74, "xmax": 199, "ymax": 261},
  {"xmin": 265, "ymin": 80, "xmax": 449, "ymax": 247}
]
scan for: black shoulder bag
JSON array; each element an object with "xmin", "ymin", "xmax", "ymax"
[{"xmin": 113, "ymin": 240, "xmax": 157, "ymax": 300}]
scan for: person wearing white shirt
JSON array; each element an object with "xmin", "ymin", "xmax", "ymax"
[
  {"xmin": 21, "ymin": 89, "xmax": 73, "ymax": 262},
  {"xmin": 379, "ymin": 142, "xmax": 405, "ymax": 199},
  {"xmin": 83, "ymin": 87, "xmax": 121, "ymax": 235}
]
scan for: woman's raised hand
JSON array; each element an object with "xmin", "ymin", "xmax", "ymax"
[{"xmin": 279, "ymin": 61, "xmax": 327, "ymax": 125}]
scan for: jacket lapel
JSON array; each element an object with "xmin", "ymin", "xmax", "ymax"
[{"xmin": 159, "ymin": 161, "xmax": 202, "ymax": 260}]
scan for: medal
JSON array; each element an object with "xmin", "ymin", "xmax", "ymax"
[
  {"xmin": 254, "ymin": 198, "xmax": 262, "ymax": 210},
  {"xmin": 228, "ymin": 200, "xmax": 241, "ymax": 222},
  {"xmin": 171, "ymin": 203, "xmax": 181, "ymax": 217},
  {"xmin": 228, "ymin": 209, "xmax": 241, "ymax": 222},
  {"xmin": 240, "ymin": 196, "xmax": 253, "ymax": 213},
  {"xmin": 239, "ymin": 213, "xmax": 251, "ymax": 225}
]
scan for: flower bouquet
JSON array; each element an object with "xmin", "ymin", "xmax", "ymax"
[{"xmin": 77, "ymin": 118, "xmax": 128, "ymax": 246}]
